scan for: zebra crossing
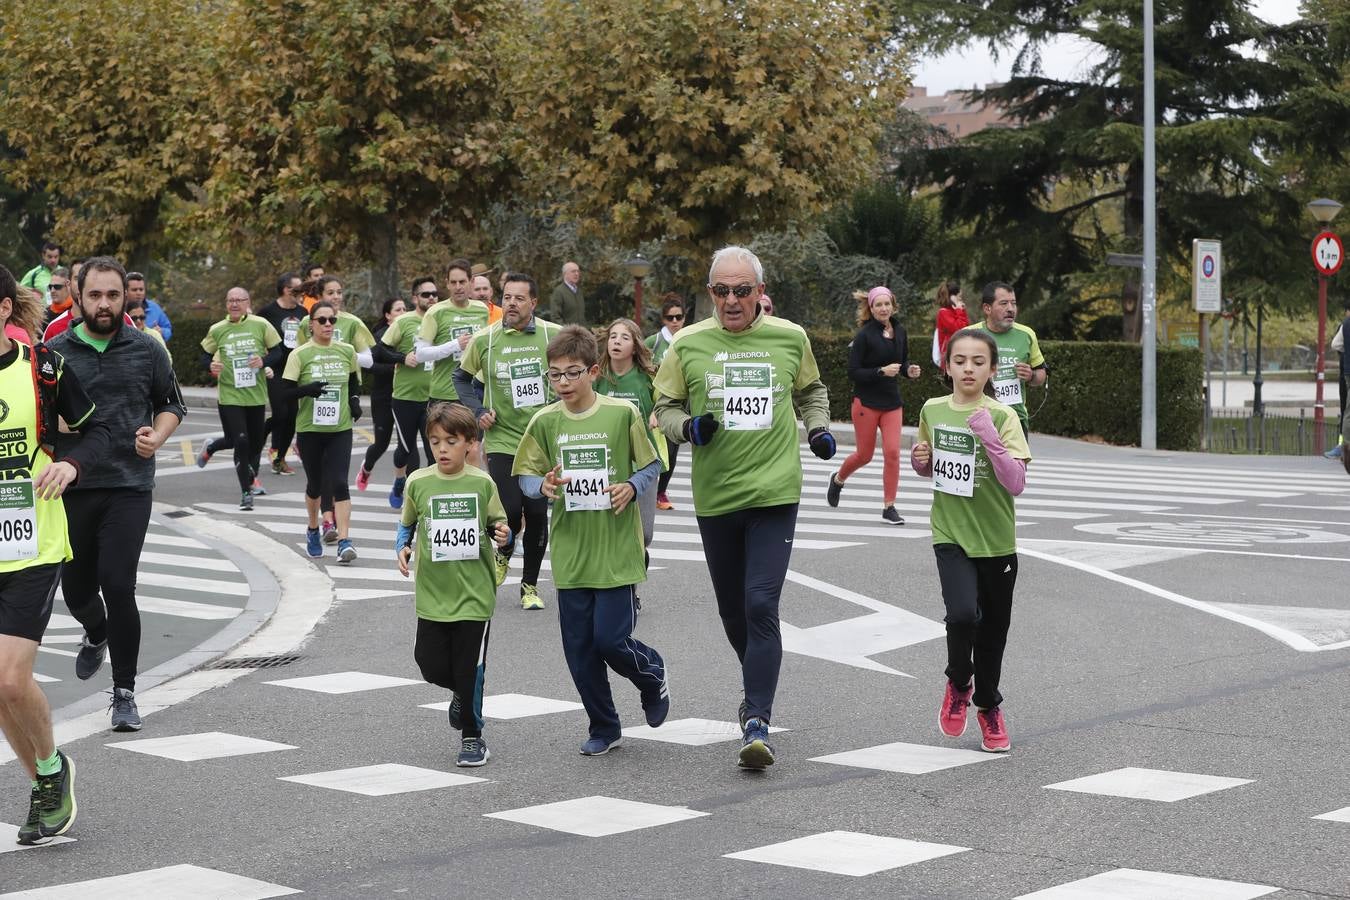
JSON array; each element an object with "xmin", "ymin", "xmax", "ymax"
[{"xmin": 33, "ymin": 520, "xmax": 252, "ymax": 709}]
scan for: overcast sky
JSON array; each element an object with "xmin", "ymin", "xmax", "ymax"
[{"xmin": 911, "ymin": 0, "xmax": 1305, "ymax": 94}]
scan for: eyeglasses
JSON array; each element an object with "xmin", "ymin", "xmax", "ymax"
[
  {"xmin": 311, "ymin": 316, "xmax": 337, "ymax": 325},
  {"xmin": 709, "ymin": 283, "xmax": 755, "ymax": 299},
  {"xmin": 663, "ymin": 313, "xmax": 684, "ymax": 322},
  {"xmin": 545, "ymin": 368, "xmax": 588, "ymax": 383},
  {"xmin": 416, "ymin": 290, "xmax": 439, "ymax": 299}
]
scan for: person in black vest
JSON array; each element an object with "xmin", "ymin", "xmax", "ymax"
[
  {"xmin": 1327, "ymin": 297, "xmax": 1350, "ymax": 460},
  {"xmin": 827, "ymin": 286, "xmax": 921, "ymax": 524}
]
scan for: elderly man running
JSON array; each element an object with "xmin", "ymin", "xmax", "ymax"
[{"xmin": 653, "ymin": 245, "xmax": 835, "ymax": 771}]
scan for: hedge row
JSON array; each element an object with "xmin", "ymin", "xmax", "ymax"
[
  {"xmin": 810, "ymin": 333, "xmax": 1203, "ymax": 451},
  {"xmin": 170, "ymin": 313, "xmax": 1203, "ymax": 450}
]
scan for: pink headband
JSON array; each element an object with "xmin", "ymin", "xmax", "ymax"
[{"xmin": 867, "ymin": 286, "xmax": 893, "ymax": 308}]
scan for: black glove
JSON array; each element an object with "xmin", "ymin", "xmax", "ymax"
[
  {"xmin": 350, "ymin": 396, "xmax": 363, "ymax": 421},
  {"xmin": 808, "ymin": 427, "xmax": 836, "ymax": 460},
  {"xmin": 299, "ymin": 380, "xmax": 327, "ymax": 398},
  {"xmin": 684, "ymin": 413, "xmax": 720, "ymax": 446}
]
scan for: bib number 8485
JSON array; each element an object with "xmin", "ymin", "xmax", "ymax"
[{"xmin": 514, "ymin": 382, "xmax": 541, "ymax": 401}]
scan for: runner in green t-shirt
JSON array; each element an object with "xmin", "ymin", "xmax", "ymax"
[
  {"xmin": 644, "ymin": 294, "xmax": 687, "ymax": 510},
  {"xmin": 595, "ymin": 317, "xmax": 664, "ymax": 586},
  {"xmin": 513, "ymin": 325, "xmax": 668, "ymax": 756},
  {"xmin": 367, "ymin": 276, "xmax": 438, "ymax": 506},
  {"xmin": 652, "ymin": 246, "xmax": 834, "ymax": 771},
  {"xmin": 414, "ymin": 262, "xmax": 492, "ymax": 405},
  {"xmin": 453, "ymin": 272, "xmax": 561, "ymax": 610},
  {"xmin": 396, "ymin": 402, "xmax": 510, "ymax": 768},
  {"xmin": 281, "ymin": 299, "xmax": 363, "ymax": 564},
  {"xmin": 196, "ymin": 287, "xmax": 282, "ymax": 510},
  {"xmin": 977, "ymin": 281, "xmax": 1047, "ymax": 437},
  {"xmin": 911, "ymin": 327, "xmax": 1030, "ymax": 754}
]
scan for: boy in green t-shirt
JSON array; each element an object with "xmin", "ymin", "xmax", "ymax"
[
  {"xmin": 513, "ymin": 326, "xmax": 670, "ymax": 757},
  {"xmin": 396, "ymin": 402, "xmax": 511, "ymax": 768}
]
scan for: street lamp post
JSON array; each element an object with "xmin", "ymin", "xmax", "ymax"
[
  {"xmin": 1308, "ymin": 197, "xmax": 1343, "ymax": 454},
  {"xmin": 625, "ymin": 253, "xmax": 653, "ymax": 325}
]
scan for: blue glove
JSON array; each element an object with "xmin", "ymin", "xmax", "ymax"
[
  {"xmin": 684, "ymin": 413, "xmax": 720, "ymax": 446},
  {"xmin": 808, "ymin": 427, "xmax": 836, "ymax": 460}
]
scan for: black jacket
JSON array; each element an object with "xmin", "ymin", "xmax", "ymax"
[{"xmin": 847, "ymin": 316, "xmax": 909, "ymax": 411}]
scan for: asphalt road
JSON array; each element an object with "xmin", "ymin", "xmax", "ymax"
[{"xmin": 3, "ymin": 419, "xmax": 1349, "ymax": 900}]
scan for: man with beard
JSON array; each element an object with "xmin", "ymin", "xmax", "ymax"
[{"xmin": 45, "ymin": 257, "xmax": 186, "ymax": 731}]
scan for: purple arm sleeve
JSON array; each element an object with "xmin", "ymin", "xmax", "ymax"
[{"xmin": 968, "ymin": 415, "xmax": 1026, "ymax": 496}]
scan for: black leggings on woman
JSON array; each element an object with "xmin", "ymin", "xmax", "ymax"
[
  {"xmin": 361, "ymin": 391, "xmax": 394, "ymax": 474},
  {"xmin": 391, "ymin": 398, "xmax": 431, "ymax": 471},
  {"xmin": 657, "ymin": 438, "xmax": 680, "ymax": 494},
  {"xmin": 297, "ymin": 430, "xmax": 354, "ymax": 502},
  {"xmin": 206, "ymin": 404, "xmax": 268, "ymax": 492}
]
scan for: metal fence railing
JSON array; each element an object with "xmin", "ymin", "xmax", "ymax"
[{"xmin": 1204, "ymin": 406, "xmax": 1341, "ymax": 455}]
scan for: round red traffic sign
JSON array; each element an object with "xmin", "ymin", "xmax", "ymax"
[{"xmin": 1312, "ymin": 231, "xmax": 1343, "ymax": 276}]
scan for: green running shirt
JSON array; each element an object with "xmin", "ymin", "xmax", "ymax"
[
  {"xmin": 917, "ymin": 394, "xmax": 1030, "ymax": 557},
  {"xmin": 382, "ymin": 311, "xmax": 432, "ymax": 402},
  {"xmin": 976, "ymin": 321, "xmax": 1044, "ymax": 429},
  {"xmin": 201, "ymin": 315, "xmax": 281, "ymax": 408},
  {"xmin": 513, "ymin": 394, "xmax": 658, "ymax": 589},
  {"xmin": 418, "ymin": 299, "xmax": 491, "ymax": 400},
  {"xmin": 458, "ymin": 317, "xmax": 562, "ymax": 456},
  {"xmin": 282, "ymin": 341, "xmax": 359, "ymax": 433}
]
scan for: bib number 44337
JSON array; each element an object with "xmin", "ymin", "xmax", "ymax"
[{"xmin": 722, "ymin": 363, "xmax": 773, "ymax": 431}]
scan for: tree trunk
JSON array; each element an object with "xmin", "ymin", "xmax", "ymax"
[
  {"xmin": 1120, "ymin": 160, "xmax": 1143, "ymax": 343},
  {"xmin": 366, "ymin": 215, "xmax": 401, "ymax": 315},
  {"xmin": 125, "ymin": 198, "xmax": 162, "ymax": 277}
]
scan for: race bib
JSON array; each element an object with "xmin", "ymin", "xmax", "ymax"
[
  {"xmin": 232, "ymin": 356, "xmax": 257, "ymax": 389},
  {"xmin": 723, "ymin": 363, "xmax": 773, "ymax": 431},
  {"xmin": 313, "ymin": 387, "xmax": 341, "ymax": 426},
  {"xmin": 0, "ymin": 480, "xmax": 38, "ymax": 561},
  {"xmin": 561, "ymin": 445, "xmax": 610, "ymax": 512},
  {"xmin": 428, "ymin": 494, "xmax": 480, "ymax": 562},
  {"xmin": 931, "ymin": 426, "xmax": 977, "ymax": 497},
  {"xmin": 283, "ymin": 319, "xmax": 300, "ymax": 349},
  {"xmin": 993, "ymin": 374, "xmax": 1023, "ymax": 407},
  {"xmin": 510, "ymin": 360, "xmax": 545, "ymax": 409},
  {"xmin": 424, "ymin": 358, "xmax": 434, "ymax": 372}
]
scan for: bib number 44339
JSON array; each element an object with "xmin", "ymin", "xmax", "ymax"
[{"xmin": 931, "ymin": 426, "xmax": 977, "ymax": 497}]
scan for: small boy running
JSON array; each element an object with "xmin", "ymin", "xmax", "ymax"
[
  {"xmin": 513, "ymin": 325, "xmax": 670, "ymax": 756},
  {"xmin": 397, "ymin": 402, "xmax": 511, "ymax": 767},
  {"xmin": 910, "ymin": 327, "xmax": 1030, "ymax": 752}
]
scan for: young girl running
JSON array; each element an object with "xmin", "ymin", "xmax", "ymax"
[
  {"xmin": 909, "ymin": 328, "xmax": 1029, "ymax": 753},
  {"xmin": 595, "ymin": 318, "xmax": 662, "ymax": 572}
]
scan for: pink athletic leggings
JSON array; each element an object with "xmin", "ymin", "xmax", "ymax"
[{"xmin": 837, "ymin": 398, "xmax": 903, "ymax": 503}]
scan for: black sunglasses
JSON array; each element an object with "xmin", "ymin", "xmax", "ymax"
[
  {"xmin": 311, "ymin": 315, "xmax": 337, "ymax": 325},
  {"xmin": 49, "ymin": 282, "xmax": 67, "ymax": 291},
  {"xmin": 664, "ymin": 313, "xmax": 684, "ymax": 322},
  {"xmin": 416, "ymin": 290, "xmax": 439, "ymax": 299},
  {"xmin": 130, "ymin": 314, "xmax": 146, "ymax": 322},
  {"xmin": 710, "ymin": 284, "xmax": 755, "ymax": 299}
]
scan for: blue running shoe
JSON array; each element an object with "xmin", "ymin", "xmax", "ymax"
[
  {"xmin": 457, "ymin": 736, "xmax": 490, "ymax": 768},
  {"xmin": 305, "ymin": 527, "xmax": 323, "ymax": 559},
  {"xmin": 337, "ymin": 539, "xmax": 357, "ymax": 564},
  {"xmin": 642, "ymin": 670, "xmax": 670, "ymax": 728},
  {"xmin": 579, "ymin": 735, "xmax": 622, "ymax": 756},
  {"xmin": 389, "ymin": 476, "xmax": 406, "ymax": 509},
  {"xmin": 738, "ymin": 718, "xmax": 775, "ymax": 770},
  {"xmin": 1324, "ymin": 445, "xmax": 1343, "ymax": 460}
]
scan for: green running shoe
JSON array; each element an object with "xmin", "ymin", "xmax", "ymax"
[
  {"xmin": 520, "ymin": 583, "xmax": 544, "ymax": 610},
  {"xmin": 16, "ymin": 783, "xmax": 42, "ymax": 845},
  {"xmin": 36, "ymin": 752, "xmax": 76, "ymax": 838}
]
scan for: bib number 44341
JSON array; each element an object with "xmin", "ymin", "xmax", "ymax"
[{"xmin": 561, "ymin": 445, "xmax": 611, "ymax": 512}]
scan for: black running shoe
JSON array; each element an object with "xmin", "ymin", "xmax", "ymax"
[
  {"xmin": 74, "ymin": 636, "xmax": 107, "ymax": 681},
  {"xmin": 109, "ymin": 688, "xmax": 142, "ymax": 732},
  {"xmin": 16, "ymin": 784, "xmax": 42, "ymax": 845},
  {"xmin": 881, "ymin": 506, "xmax": 904, "ymax": 525},
  {"xmin": 826, "ymin": 473, "xmax": 843, "ymax": 507}
]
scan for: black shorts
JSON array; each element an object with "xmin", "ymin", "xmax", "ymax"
[{"xmin": 0, "ymin": 562, "xmax": 64, "ymax": 642}]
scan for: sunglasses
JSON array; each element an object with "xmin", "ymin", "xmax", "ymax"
[
  {"xmin": 311, "ymin": 316, "xmax": 337, "ymax": 325},
  {"xmin": 710, "ymin": 283, "xmax": 755, "ymax": 299},
  {"xmin": 49, "ymin": 282, "xmax": 67, "ymax": 291},
  {"xmin": 130, "ymin": 314, "xmax": 146, "ymax": 323},
  {"xmin": 416, "ymin": 290, "xmax": 439, "ymax": 299},
  {"xmin": 663, "ymin": 313, "xmax": 684, "ymax": 322}
]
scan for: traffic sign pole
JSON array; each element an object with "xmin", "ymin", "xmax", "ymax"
[{"xmin": 1312, "ymin": 230, "xmax": 1343, "ymax": 454}]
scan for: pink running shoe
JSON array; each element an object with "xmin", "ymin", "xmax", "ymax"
[
  {"xmin": 977, "ymin": 706, "xmax": 1010, "ymax": 752},
  {"xmin": 355, "ymin": 466, "xmax": 370, "ymax": 491},
  {"xmin": 939, "ymin": 680, "xmax": 973, "ymax": 738}
]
